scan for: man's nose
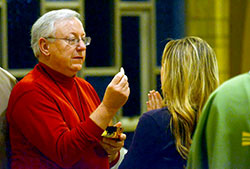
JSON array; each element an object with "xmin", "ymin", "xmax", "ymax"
[{"xmin": 77, "ymin": 39, "xmax": 86, "ymax": 50}]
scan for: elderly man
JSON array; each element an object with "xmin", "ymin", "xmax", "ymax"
[
  {"xmin": 0, "ymin": 67, "xmax": 17, "ymax": 169},
  {"xmin": 7, "ymin": 9, "xmax": 129, "ymax": 169}
]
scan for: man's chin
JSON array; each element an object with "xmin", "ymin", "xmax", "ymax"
[{"xmin": 71, "ymin": 64, "xmax": 83, "ymax": 71}]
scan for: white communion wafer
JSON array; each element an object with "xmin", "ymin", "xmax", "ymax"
[{"xmin": 120, "ymin": 67, "xmax": 125, "ymax": 74}]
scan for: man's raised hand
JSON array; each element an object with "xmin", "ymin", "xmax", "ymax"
[{"xmin": 102, "ymin": 67, "xmax": 130, "ymax": 113}]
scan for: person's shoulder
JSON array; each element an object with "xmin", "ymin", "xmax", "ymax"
[
  {"xmin": 144, "ymin": 107, "xmax": 171, "ymax": 119},
  {"xmin": 205, "ymin": 73, "xmax": 250, "ymax": 109},
  {"xmin": 142, "ymin": 108, "xmax": 171, "ymax": 128},
  {"xmin": 12, "ymin": 68, "xmax": 45, "ymax": 94},
  {"xmin": 219, "ymin": 73, "xmax": 249, "ymax": 89},
  {"xmin": 0, "ymin": 67, "xmax": 16, "ymax": 85},
  {"xmin": 0, "ymin": 67, "xmax": 15, "ymax": 79},
  {"xmin": 11, "ymin": 77, "xmax": 34, "ymax": 96},
  {"xmin": 15, "ymin": 72, "xmax": 35, "ymax": 86},
  {"xmin": 214, "ymin": 73, "xmax": 250, "ymax": 97}
]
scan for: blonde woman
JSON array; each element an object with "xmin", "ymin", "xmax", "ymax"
[{"xmin": 119, "ymin": 36, "xmax": 219, "ymax": 169}]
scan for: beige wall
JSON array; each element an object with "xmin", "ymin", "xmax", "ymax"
[
  {"xmin": 186, "ymin": 0, "xmax": 230, "ymax": 83},
  {"xmin": 186, "ymin": 0, "xmax": 250, "ymax": 81},
  {"xmin": 230, "ymin": 0, "xmax": 247, "ymax": 76},
  {"xmin": 241, "ymin": 1, "xmax": 250, "ymax": 74}
]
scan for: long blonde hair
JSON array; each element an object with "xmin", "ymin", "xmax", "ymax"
[{"xmin": 161, "ymin": 36, "xmax": 219, "ymax": 159}]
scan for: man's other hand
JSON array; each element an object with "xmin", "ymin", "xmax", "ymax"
[{"xmin": 100, "ymin": 122, "xmax": 126, "ymax": 163}]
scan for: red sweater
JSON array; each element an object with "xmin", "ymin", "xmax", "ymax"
[{"xmin": 7, "ymin": 63, "xmax": 109, "ymax": 169}]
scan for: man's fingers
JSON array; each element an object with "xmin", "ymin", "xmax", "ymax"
[
  {"xmin": 119, "ymin": 75, "xmax": 128, "ymax": 88},
  {"xmin": 119, "ymin": 133, "xmax": 126, "ymax": 141},
  {"xmin": 114, "ymin": 121, "xmax": 122, "ymax": 127},
  {"xmin": 110, "ymin": 67, "xmax": 126, "ymax": 85},
  {"xmin": 121, "ymin": 82, "xmax": 129, "ymax": 90},
  {"xmin": 100, "ymin": 142, "xmax": 120, "ymax": 155},
  {"xmin": 102, "ymin": 137, "xmax": 124, "ymax": 147},
  {"xmin": 102, "ymin": 66, "xmax": 129, "ymax": 111},
  {"xmin": 111, "ymin": 72, "xmax": 124, "ymax": 85}
]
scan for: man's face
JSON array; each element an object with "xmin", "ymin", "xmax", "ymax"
[{"xmin": 47, "ymin": 17, "xmax": 86, "ymax": 77}]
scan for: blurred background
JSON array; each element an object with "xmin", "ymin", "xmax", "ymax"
[{"xmin": 0, "ymin": 0, "xmax": 249, "ymax": 149}]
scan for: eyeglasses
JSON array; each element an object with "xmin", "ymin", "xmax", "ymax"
[{"xmin": 45, "ymin": 36, "xmax": 91, "ymax": 46}]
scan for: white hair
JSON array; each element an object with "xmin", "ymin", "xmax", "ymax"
[{"xmin": 30, "ymin": 9, "xmax": 81, "ymax": 57}]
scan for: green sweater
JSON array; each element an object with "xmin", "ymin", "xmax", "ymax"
[{"xmin": 187, "ymin": 73, "xmax": 250, "ymax": 169}]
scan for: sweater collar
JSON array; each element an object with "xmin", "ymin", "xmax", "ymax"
[{"xmin": 38, "ymin": 62, "xmax": 75, "ymax": 84}]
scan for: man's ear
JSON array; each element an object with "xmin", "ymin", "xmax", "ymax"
[{"xmin": 39, "ymin": 37, "xmax": 50, "ymax": 57}]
